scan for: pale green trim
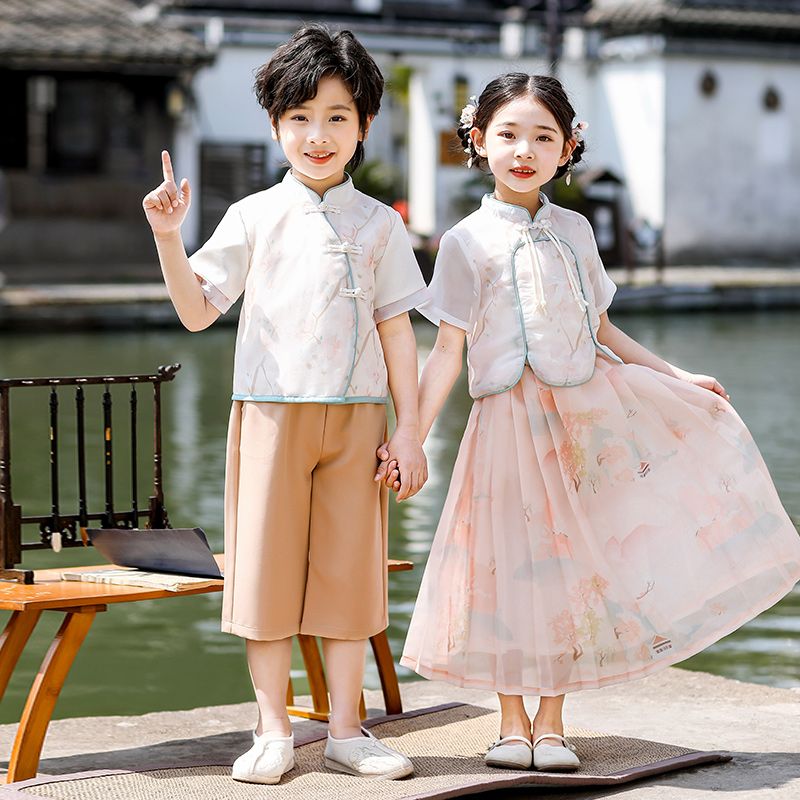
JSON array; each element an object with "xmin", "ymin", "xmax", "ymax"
[
  {"xmin": 483, "ymin": 191, "xmax": 550, "ymax": 224},
  {"xmin": 559, "ymin": 238, "xmax": 625, "ymax": 365},
  {"xmin": 476, "ymin": 198, "xmax": 551, "ymax": 397},
  {"xmin": 472, "ymin": 222, "xmax": 621, "ymax": 400},
  {"xmin": 232, "ymin": 394, "xmax": 388, "ymax": 404},
  {"xmin": 317, "ymin": 205, "xmax": 361, "ymax": 398}
]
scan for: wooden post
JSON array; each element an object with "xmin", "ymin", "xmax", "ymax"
[
  {"xmin": 130, "ymin": 386, "xmax": 139, "ymax": 528},
  {"xmin": 75, "ymin": 387, "xmax": 88, "ymax": 533},
  {"xmin": 150, "ymin": 381, "xmax": 165, "ymax": 528},
  {"xmin": 102, "ymin": 387, "xmax": 114, "ymax": 528},
  {"xmin": 0, "ymin": 385, "xmax": 19, "ymax": 569}
]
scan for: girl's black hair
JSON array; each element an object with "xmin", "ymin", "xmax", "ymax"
[
  {"xmin": 458, "ymin": 73, "xmax": 584, "ymax": 180},
  {"xmin": 254, "ymin": 23, "xmax": 384, "ymax": 172}
]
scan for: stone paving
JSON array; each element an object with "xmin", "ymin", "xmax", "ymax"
[{"xmin": 1, "ymin": 667, "xmax": 798, "ymax": 798}]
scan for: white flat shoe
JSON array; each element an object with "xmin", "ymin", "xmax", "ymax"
[
  {"xmin": 532, "ymin": 733, "xmax": 580, "ymax": 771},
  {"xmin": 324, "ymin": 727, "xmax": 414, "ymax": 780},
  {"xmin": 484, "ymin": 735, "xmax": 533, "ymax": 769},
  {"xmin": 232, "ymin": 730, "xmax": 294, "ymax": 784}
]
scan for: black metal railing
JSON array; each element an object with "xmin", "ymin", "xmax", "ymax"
[{"xmin": 0, "ymin": 364, "xmax": 181, "ymax": 584}]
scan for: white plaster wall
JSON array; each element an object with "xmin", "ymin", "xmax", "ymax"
[
  {"xmin": 406, "ymin": 53, "xmax": 550, "ymax": 237},
  {"xmin": 664, "ymin": 57, "xmax": 800, "ymax": 262},
  {"xmin": 172, "ymin": 109, "xmax": 201, "ymax": 249},
  {"xmin": 590, "ymin": 55, "xmax": 666, "ymax": 231},
  {"xmin": 408, "ymin": 66, "xmax": 438, "ymax": 236}
]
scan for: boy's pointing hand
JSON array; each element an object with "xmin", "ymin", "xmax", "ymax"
[{"xmin": 142, "ymin": 150, "xmax": 191, "ymax": 235}]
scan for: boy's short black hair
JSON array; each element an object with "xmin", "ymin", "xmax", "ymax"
[{"xmin": 254, "ymin": 24, "xmax": 384, "ymax": 172}]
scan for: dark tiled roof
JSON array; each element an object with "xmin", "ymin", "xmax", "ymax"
[
  {"xmin": 0, "ymin": 0, "xmax": 212, "ymax": 70},
  {"xmin": 586, "ymin": 1, "xmax": 800, "ymax": 40},
  {"xmin": 164, "ymin": 0, "xmax": 592, "ymax": 25}
]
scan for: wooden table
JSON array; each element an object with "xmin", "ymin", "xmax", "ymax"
[{"xmin": 0, "ymin": 557, "xmax": 412, "ymax": 783}]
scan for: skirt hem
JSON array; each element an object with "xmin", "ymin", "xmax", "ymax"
[{"xmin": 400, "ymin": 569, "xmax": 800, "ymax": 696}]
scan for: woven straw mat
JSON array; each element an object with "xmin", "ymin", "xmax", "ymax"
[{"xmin": 18, "ymin": 703, "xmax": 729, "ymax": 800}]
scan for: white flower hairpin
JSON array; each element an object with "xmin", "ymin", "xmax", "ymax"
[
  {"xmin": 460, "ymin": 95, "xmax": 479, "ymax": 168},
  {"xmin": 460, "ymin": 95, "xmax": 479, "ymax": 128},
  {"xmin": 565, "ymin": 120, "xmax": 588, "ymax": 185}
]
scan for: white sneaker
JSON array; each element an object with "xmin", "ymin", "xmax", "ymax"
[
  {"xmin": 484, "ymin": 735, "xmax": 533, "ymax": 769},
  {"xmin": 232, "ymin": 730, "xmax": 294, "ymax": 784},
  {"xmin": 532, "ymin": 733, "xmax": 580, "ymax": 771},
  {"xmin": 324, "ymin": 727, "xmax": 414, "ymax": 780}
]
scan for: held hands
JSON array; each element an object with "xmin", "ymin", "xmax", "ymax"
[
  {"xmin": 374, "ymin": 429, "xmax": 427, "ymax": 501},
  {"xmin": 142, "ymin": 151, "xmax": 191, "ymax": 236}
]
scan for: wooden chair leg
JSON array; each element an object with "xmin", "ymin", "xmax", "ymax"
[
  {"xmin": 358, "ymin": 691, "xmax": 367, "ymax": 721},
  {"xmin": 285, "ymin": 677, "xmax": 294, "ymax": 707},
  {"xmin": 6, "ymin": 605, "xmax": 103, "ymax": 783},
  {"xmin": 297, "ymin": 635, "xmax": 329, "ymax": 715},
  {"xmin": 0, "ymin": 610, "xmax": 42, "ymax": 703},
  {"xmin": 285, "ymin": 635, "xmax": 330, "ymax": 722},
  {"xmin": 369, "ymin": 629, "xmax": 403, "ymax": 715}
]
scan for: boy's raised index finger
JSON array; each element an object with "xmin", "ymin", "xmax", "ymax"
[{"xmin": 161, "ymin": 150, "xmax": 175, "ymax": 182}]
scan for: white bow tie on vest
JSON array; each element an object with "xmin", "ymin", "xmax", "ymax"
[{"xmin": 524, "ymin": 217, "xmax": 589, "ymax": 315}]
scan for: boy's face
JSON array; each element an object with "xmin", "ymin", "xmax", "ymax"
[{"xmin": 272, "ymin": 75, "xmax": 370, "ymax": 196}]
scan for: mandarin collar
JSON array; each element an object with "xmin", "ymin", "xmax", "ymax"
[
  {"xmin": 481, "ymin": 191, "xmax": 552, "ymax": 227},
  {"xmin": 282, "ymin": 169, "xmax": 356, "ymax": 208}
]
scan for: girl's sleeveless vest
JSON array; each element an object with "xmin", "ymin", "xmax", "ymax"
[{"xmin": 422, "ymin": 193, "xmax": 622, "ymax": 399}]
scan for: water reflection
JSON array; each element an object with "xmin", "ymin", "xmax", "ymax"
[{"xmin": 0, "ymin": 311, "xmax": 797, "ymax": 723}]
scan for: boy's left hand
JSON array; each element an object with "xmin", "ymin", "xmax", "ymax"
[
  {"xmin": 375, "ymin": 443, "xmax": 401, "ymax": 492},
  {"xmin": 683, "ymin": 372, "xmax": 730, "ymax": 401},
  {"xmin": 375, "ymin": 431, "xmax": 427, "ymax": 501}
]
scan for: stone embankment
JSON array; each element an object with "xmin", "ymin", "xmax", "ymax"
[{"xmin": 1, "ymin": 267, "xmax": 800, "ymax": 329}]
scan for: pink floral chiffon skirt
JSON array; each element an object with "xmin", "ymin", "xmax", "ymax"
[{"xmin": 400, "ymin": 360, "xmax": 800, "ymax": 695}]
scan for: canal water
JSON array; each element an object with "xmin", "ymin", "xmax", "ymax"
[{"xmin": 0, "ymin": 311, "xmax": 797, "ymax": 723}]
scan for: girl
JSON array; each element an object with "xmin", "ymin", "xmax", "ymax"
[
  {"xmin": 143, "ymin": 25, "xmax": 428, "ymax": 784},
  {"xmin": 383, "ymin": 73, "xmax": 800, "ymax": 772}
]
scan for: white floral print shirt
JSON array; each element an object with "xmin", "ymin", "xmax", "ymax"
[
  {"xmin": 418, "ymin": 192, "xmax": 622, "ymax": 398},
  {"xmin": 189, "ymin": 171, "xmax": 428, "ymax": 403}
]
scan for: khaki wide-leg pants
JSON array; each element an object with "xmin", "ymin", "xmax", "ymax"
[{"xmin": 221, "ymin": 400, "xmax": 389, "ymax": 641}]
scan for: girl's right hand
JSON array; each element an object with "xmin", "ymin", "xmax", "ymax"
[
  {"xmin": 142, "ymin": 150, "xmax": 191, "ymax": 235},
  {"xmin": 679, "ymin": 370, "xmax": 730, "ymax": 401}
]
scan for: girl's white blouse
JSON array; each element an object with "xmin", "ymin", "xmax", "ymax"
[
  {"xmin": 418, "ymin": 192, "xmax": 622, "ymax": 398},
  {"xmin": 189, "ymin": 171, "xmax": 428, "ymax": 403}
]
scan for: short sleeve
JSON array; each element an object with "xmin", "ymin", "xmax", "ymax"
[
  {"xmin": 372, "ymin": 210, "xmax": 428, "ymax": 323},
  {"xmin": 188, "ymin": 204, "xmax": 251, "ymax": 314},
  {"xmin": 582, "ymin": 218, "xmax": 616, "ymax": 314},
  {"xmin": 416, "ymin": 230, "xmax": 478, "ymax": 332}
]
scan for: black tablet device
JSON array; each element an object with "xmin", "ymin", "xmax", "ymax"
[{"xmin": 87, "ymin": 528, "xmax": 223, "ymax": 579}]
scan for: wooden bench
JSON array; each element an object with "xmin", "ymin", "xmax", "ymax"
[{"xmin": 0, "ymin": 556, "xmax": 412, "ymax": 783}]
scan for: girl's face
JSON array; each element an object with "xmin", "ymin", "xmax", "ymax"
[
  {"xmin": 272, "ymin": 75, "xmax": 371, "ymax": 196},
  {"xmin": 471, "ymin": 94, "xmax": 575, "ymax": 205}
]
